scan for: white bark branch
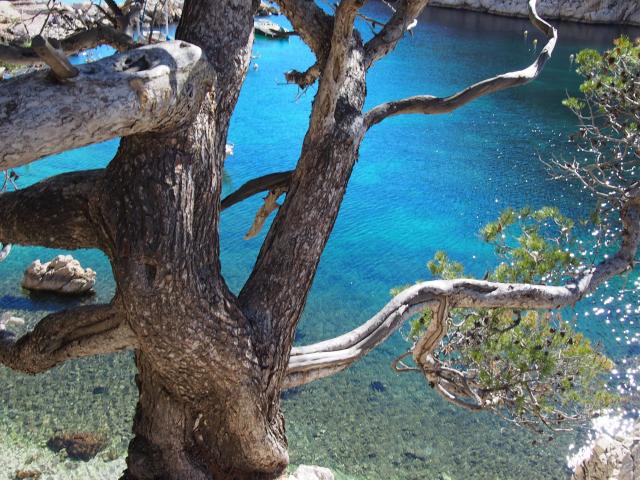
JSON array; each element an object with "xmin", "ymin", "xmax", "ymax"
[
  {"xmin": 284, "ymin": 198, "xmax": 640, "ymax": 388},
  {"xmin": 0, "ymin": 41, "xmax": 211, "ymax": 170},
  {"xmin": 363, "ymin": 0, "xmax": 557, "ymax": 130}
]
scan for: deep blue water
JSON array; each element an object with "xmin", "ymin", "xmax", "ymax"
[{"xmin": 1, "ymin": 4, "xmax": 639, "ymax": 479}]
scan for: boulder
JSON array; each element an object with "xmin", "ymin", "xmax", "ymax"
[
  {"xmin": 572, "ymin": 420, "xmax": 640, "ymax": 480},
  {"xmin": 287, "ymin": 465, "xmax": 334, "ymax": 480},
  {"xmin": 22, "ymin": 255, "xmax": 96, "ymax": 295},
  {"xmin": 0, "ymin": 1, "xmax": 21, "ymax": 23}
]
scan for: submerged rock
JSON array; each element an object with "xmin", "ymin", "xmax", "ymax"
[
  {"xmin": 22, "ymin": 255, "xmax": 95, "ymax": 295},
  {"xmin": 47, "ymin": 432, "xmax": 108, "ymax": 461},
  {"xmin": 286, "ymin": 465, "xmax": 334, "ymax": 480},
  {"xmin": 370, "ymin": 380, "xmax": 386, "ymax": 393},
  {"xmin": 14, "ymin": 469, "xmax": 41, "ymax": 479}
]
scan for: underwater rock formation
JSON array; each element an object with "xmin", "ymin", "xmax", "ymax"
[
  {"xmin": 572, "ymin": 421, "xmax": 640, "ymax": 480},
  {"xmin": 22, "ymin": 255, "xmax": 96, "ymax": 295},
  {"xmin": 46, "ymin": 431, "xmax": 108, "ymax": 461}
]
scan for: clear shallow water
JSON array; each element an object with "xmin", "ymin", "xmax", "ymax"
[{"xmin": 1, "ymin": 5, "xmax": 640, "ymax": 479}]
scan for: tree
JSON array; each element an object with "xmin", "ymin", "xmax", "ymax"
[{"xmin": 0, "ymin": 0, "xmax": 636, "ymax": 478}]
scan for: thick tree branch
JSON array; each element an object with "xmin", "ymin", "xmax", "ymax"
[
  {"xmin": 0, "ymin": 170, "xmax": 106, "ymax": 250},
  {"xmin": 273, "ymin": 0, "xmax": 333, "ymax": 59},
  {"xmin": 284, "ymin": 198, "xmax": 640, "ymax": 388},
  {"xmin": 0, "ymin": 303, "xmax": 136, "ymax": 374},
  {"xmin": 0, "ymin": 41, "xmax": 211, "ymax": 170},
  {"xmin": 363, "ymin": 0, "xmax": 428, "ymax": 70},
  {"xmin": 0, "ymin": 26, "xmax": 137, "ymax": 66},
  {"xmin": 221, "ymin": 171, "xmax": 293, "ymax": 211},
  {"xmin": 363, "ymin": 0, "xmax": 557, "ymax": 130},
  {"xmin": 309, "ymin": 0, "xmax": 364, "ymax": 137}
]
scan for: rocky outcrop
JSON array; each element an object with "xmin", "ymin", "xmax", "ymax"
[
  {"xmin": 429, "ymin": 1, "xmax": 640, "ymax": 26},
  {"xmin": 572, "ymin": 420, "xmax": 640, "ymax": 480},
  {"xmin": 284, "ymin": 465, "xmax": 334, "ymax": 480},
  {"xmin": 22, "ymin": 255, "xmax": 96, "ymax": 295}
]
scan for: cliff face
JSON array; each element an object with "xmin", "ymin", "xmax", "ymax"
[{"xmin": 429, "ymin": 1, "xmax": 640, "ymax": 26}]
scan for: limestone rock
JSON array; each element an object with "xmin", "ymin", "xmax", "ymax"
[
  {"xmin": 287, "ymin": 465, "xmax": 334, "ymax": 480},
  {"xmin": 0, "ymin": 1, "xmax": 20, "ymax": 23},
  {"xmin": 429, "ymin": 1, "xmax": 640, "ymax": 26},
  {"xmin": 572, "ymin": 420, "xmax": 640, "ymax": 480},
  {"xmin": 22, "ymin": 255, "xmax": 96, "ymax": 295}
]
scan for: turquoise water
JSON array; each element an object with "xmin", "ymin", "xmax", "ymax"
[{"xmin": 1, "ymin": 5, "xmax": 640, "ymax": 479}]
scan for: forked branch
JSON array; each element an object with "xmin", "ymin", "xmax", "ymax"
[
  {"xmin": 284, "ymin": 198, "xmax": 640, "ymax": 388},
  {"xmin": 363, "ymin": 0, "xmax": 428, "ymax": 70},
  {"xmin": 0, "ymin": 304, "xmax": 135, "ymax": 374},
  {"xmin": 363, "ymin": 0, "xmax": 557, "ymax": 130}
]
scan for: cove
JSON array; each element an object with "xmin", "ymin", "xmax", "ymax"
[{"xmin": 0, "ymin": 4, "xmax": 638, "ymax": 479}]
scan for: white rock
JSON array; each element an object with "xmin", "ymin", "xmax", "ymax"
[
  {"xmin": 572, "ymin": 420, "xmax": 640, "ymax": 480},
  {"xmin": 287, "ymin": 465, "xmax": 334, "ymax": 480},
  {"xmin": 22, "ymin": 255, "xmax": 96, "ymax": 295},
  {"xmin": 0, "ymin": 1, "xmax": 21, "ymax": 23},
  {"xmin": 0, "ymin": 311, "xmax": 25, "ymax": 330}
]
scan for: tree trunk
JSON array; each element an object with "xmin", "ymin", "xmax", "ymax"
[{"xmin": 79, "ymin": 1, "xmax": 290, "ymax": 477}]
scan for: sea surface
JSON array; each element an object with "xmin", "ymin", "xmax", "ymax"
[{"xmin": 1, "ymin": 4, "xmax": 639, "ymax": 479}]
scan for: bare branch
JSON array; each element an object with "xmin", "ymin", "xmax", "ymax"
[
  {"xmin": 284, "ymin": 198, "xmax": 640, "ymax": 388},
  {"xmin": 221, "ymin": 171, "xmax": 293, "ymax": 211},
  {"xmin": 363, "ymin": 0, "xmax": 428, "ymax": 70},
  {"xmin": 363, "ymin": 0, "xmax": 557, "ymax": 130},
  {"xmin": 244, "ymin": 187, "xmax": 287, "ymax": 240},
  {"xmin": 0, "ymin": 170, "xmax": 106, "ymax": 250},
  {"xmin": 0, "ymin": 41, "xmax": 211, "ymax": 170},
  {"xmin": 31, "ymin": 35, "xmax": 79, "ymax": 80},
  {"xmin": 0, "ymin": 303, "xmax": 136, "ymax": 374},
  {"xmin": 0, "ymin": 26, "xmax": 136, "ymax": 66}
]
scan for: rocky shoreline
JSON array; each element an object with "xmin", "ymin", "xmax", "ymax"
[{"xmin": 429, "ymin": 0, "xmax": 640, "ymax": 27}]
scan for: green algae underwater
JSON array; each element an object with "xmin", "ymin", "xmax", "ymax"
[{"xmin": 1, "ymin": 5, "xmax": 640, "ymax": 479}]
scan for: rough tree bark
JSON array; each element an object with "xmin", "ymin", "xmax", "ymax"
[{"xmin": 1, "ymin": 1, "xmax": 629, "ymax": 479}]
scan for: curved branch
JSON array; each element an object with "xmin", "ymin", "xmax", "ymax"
[
  {"xmin": 0, "ymin": 26, "xmax": 136, "ymax": 66},
  {"xmin": 363, "ymin": 0, "xmax": 557, "ymax": 130},
  {"xmin": 0, "ymin": 303, "xmax": 136, "ymax": 374},
  {"xmin": 221, "ymin": 171, "xmax": 293, "ymax": 211},
  {"xmin": 0, "ymin": 41, "xmax": 210, "ymax": 169},
  {"xmin": 363, "ymin": 0, "xmax": 428, "ymax": 70},
  {"xmin": 0, "ymin": 170, "xmax": 106, "ymax": 250},
  {"xmin": 284, "ymin": 198, "xmax": 640, "ymax": 388}
]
